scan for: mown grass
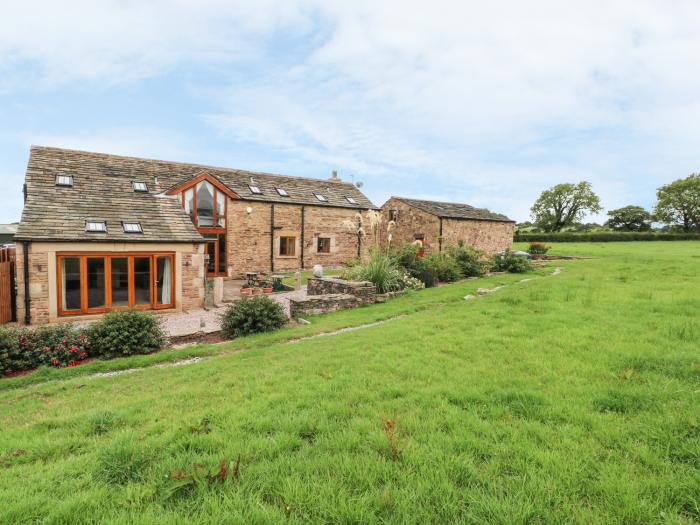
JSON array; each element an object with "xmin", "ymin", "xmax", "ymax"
[{"xmin": 1, "ymin": 242, "xmax": 699, "ymax": 524}]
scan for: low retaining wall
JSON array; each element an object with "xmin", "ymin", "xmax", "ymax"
[
  {"xmin": 307, "ymin": 277, "xmax": 376, "ymax": 304},
  {"xmin": 289, "ymin": 293, "xmax": 359, "ymax": 318}
]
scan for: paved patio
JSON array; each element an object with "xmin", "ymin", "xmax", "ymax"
[{"xmin": 161, "ymin": 286, "xmax": 307, "ymax": 337}]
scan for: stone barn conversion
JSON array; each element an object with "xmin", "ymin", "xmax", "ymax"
[
  {"xmin": 14, "ymin": 146, "xmax": 376, "ymax": 325},
  {"xmin": 380, "ymin": 197, "xmax": 514, "ymax": 253}
]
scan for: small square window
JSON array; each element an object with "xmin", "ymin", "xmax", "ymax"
[
  {"xmin": 85, "ymin": 221, "xmax": 106, "ymax": 232},
  {"xmin": 122, "ymin": 222, "xmax": 143, "ymax": 233},
  {"xmin": 314, "ymin": 193, "xmax": 327, "ymax": 202},
  {"xmin": 55, "ymin": 175, "xmax": 74, "ymax": 187},
  {"xmin": 279, "ymin": 236, "xmax": 296, "ymax": 256},
  {"xmin": 276, "ymin": 187, "xmax": 289, "ymax": 197},
  {"xmin": 317, "ymin": 237, "xmax": 331, "ymax": 254},
  {"xmin": 345, "ymin": 196, "xmax": 358, "ymax": 205},
  {"xmin": 249, "ymin": 185, "xmax": 263, "ymax": 195},
  {"xmin": 389, "ymin": 209, "xmax": 399, "ymax": 222},
  {"xmin": 132, "ymin": 181, "xmax": 148, "ymax": 192}
]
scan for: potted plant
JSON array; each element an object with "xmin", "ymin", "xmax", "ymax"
[{"xmin": 240, "ymin": 287, "xmax": 252, "ymax": 296}]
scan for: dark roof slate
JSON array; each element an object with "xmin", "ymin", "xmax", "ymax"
[
  {"xmin": 391, "ymin": 197, "xmax": 514, "ymax": 223},
  {"xmin": 15, "ymin": 146, "xmax": 377, "ymax": 242}
]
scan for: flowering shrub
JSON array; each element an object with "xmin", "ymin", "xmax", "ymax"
[
  {"xmin": 527, "ymin": 242, "xmax": 552, "ymax": 255},
  {"xmin": 24, "ymin": 324, "xmax": 90, "ymax": 368},
  {"xmin": 400, "ymin": 273, "xmax": 425, "ymax": 290}
]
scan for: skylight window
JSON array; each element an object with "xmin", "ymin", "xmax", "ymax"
[
  {"xmin": 122, "ymin": 222, "xmax": 143, "ymax": 233},
  {"xmin": 314, "ymin": 193, "xmax": 327, "ymax": 202},
  {"xmin": 276, "ymin": 187, "xmax": 289, "ymax": 197},
  {"xmin": 55, "ymin": 175, "xmax": 74, "ymax": 187},
  {"xmin": 132, "ymin": 181, "xmax": 148, "ymax": 192},
  {"xmin": 249, "ymin": 185, "xmax": 263, "ymax": 195},
  {"xmin": 85, "ymin": 221, "xmax": 106, "ymax": 233},
  {"xmin": 345, "ymin": 196, "xmax": 358, "ymax": 204}
]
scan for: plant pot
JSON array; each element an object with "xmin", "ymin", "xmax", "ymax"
[
  {"xmin": 251, "ymin": 288, "xmax": 262, "ymax": 296},
  {"xmin": 263, "ymin": 287, "xmax": 273, "ymax": 294},
  {"xmin": 241, "ymin": 288, "xmax": 252, "ymax": 296}
]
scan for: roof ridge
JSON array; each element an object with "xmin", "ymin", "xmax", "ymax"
[{"xmin": 30, "ymin": 145, "xmax": 359, "ymax": 187}]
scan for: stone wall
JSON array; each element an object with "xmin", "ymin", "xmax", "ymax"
[
  {"xmin": 289, "ymin": 293, "xmax": 359, "ymax": 318},
  {"xmin": 226, "ymin": 200, "xmax": 374, "ymax": 277},
  {"xmin": 15, "ymin": 241, "xmax": 205, "ymax": 325},
  {"xmin": 307, "ymin": 276, "xmax": 376, "ymax": 304},
  {"xmin": 380, "ymin": 197, "xmax": 441, "ymax": 251},
  {"xmin": 380, "ymin": 197, "xmax": 513, "ymax": 254},
  {"xmin": 441, "ymin": 218, "xmax": 514, "ymax": 254}
]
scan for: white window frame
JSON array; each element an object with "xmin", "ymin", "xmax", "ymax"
[
  {"xmin": 122, "ymin": 222, "xmax": 143, "ymax": 233},
  {"xmin": 249, "ymin": 185, "xmax": 263, "ymax": 195},
  {"xmin": 276, "ymin": 187, "xmax": 289, "ymax": 197},
  {"xmin": 85, "ymin": 221, "xmax": 107, "ymax": 233},
  {"xmin": 55, "ymin": 175, "xmax": 74, "ymax": 187},
  {"xmin": 314, "ymin": 193, "xmax": 327, "ymax": 202},
  {"xmin": 345, "ymin": 196, "xmax": 358, "ymax": 204},
  {"xmin": 132, "ymin": 181, "xmax": 148, "ymax": 192}
]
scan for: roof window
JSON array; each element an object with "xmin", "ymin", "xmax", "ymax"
[
  {"xmin": 55, "ymin": 174, "xmax": 74, "ymax": 187},
  {"xmin": 249, "ymin": 185, "xmax": 263, "ymax": 195},
  {"xmin": 85, "ymin": 221, "xmax": 106, "ymax": 233},
  {"xmin": 132, "ymin": 181, "xmax": 148, "ymax": 192},
  {"xmin": 345, "ymin": 196, "xmax": 358, "ymax": 205},
  {"xmin": 314, "ymin": 193, "xmax": 327, "ymax": 202},
  {"xmin": 122, "ymin": 222, "xmax": 143, "ymax": 233},
  {"xmin": 276, "ymin": 187, "xmax": 289, "ymax": 197}
]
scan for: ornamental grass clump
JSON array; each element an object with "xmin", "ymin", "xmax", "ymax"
[
  {"xmin": 221, "ymin": 296, "xmax": 287, "ymax": 339},
  {"xmin": 88, "ymin": 310, "xmax": 166, "ymax": 359},
  {"xmin": 342, "ymin": 251, "xmax": 403, "ymax": 294}
]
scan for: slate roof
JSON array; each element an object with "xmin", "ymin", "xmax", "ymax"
[
  {"xmin": 391, "ymin": 197, "xmax": 514, "ymax": 223},
  {"xmin": 15, "ymin": 146, "xmax": 376, "ymax": 243}
]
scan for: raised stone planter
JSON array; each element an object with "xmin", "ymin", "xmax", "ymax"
[
  {"xmin": 307, "ymin": 277, "xmax": 376, "ymax": 304},
  {"xmin": 289, "ymin": 293, "xmax": 359, "ymax": 318}
]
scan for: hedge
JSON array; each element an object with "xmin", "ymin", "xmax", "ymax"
[{"xmin": 514, "ymin": 232, "xmax": 700, "ymax": 242}]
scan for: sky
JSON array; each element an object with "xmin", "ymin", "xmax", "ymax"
[{"xmin": 1, "ymin": 0, "xmax": 700, "ymax": 224}]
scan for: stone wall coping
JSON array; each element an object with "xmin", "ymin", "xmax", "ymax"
[{"xmin": 309, "ymin": 276, "xmax": 373, "ymax": 287}]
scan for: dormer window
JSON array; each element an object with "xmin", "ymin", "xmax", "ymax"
[
  {"xmin": 249, "ymin": 185, "xmax": 263, "ymax": 195},
  {"xmin": 85, "ymin": 221, "xmax": 106, "ymax": 233},
  {"xmin": 345, "ymin": 196, "xmax": 358, "ymax": 205},
  {"xmin": 122, "ymin": 222, "xmax": 143, "ymax": 233},
  {"xmin": 314, "ymin": 193, "xmax": 327, "ymax": 202},
  {"xmin": 132, "ymin": 181, "xmax": 148, "ymax": 192},
  {"xmin": 55, "ymin": 175, "xmax": 74, "ymax": 187},
  {"xmin": 276, "ymin": 187, "xmax": 289, "ymax": 197}
]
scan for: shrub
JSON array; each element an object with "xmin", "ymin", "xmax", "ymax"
[
  {"xmin": 389, "ymin": 243, "xmax": 421, "ymax": 273},
  {"xmin": 88, "ymin": 310, "xmax": 166, "ymax": 359},
  {"xmin": 0, "ymin": 327, "xmax": 29, "ymax": 376},
  {"xmin": 342, "ymin": 252, "xmax": 403, "ymax": 293},
  {"xmin": 25, "ymin": 324, "xmax": 90, "ymax": 368},
  {"xmin": 492, "ymin": 250, "xmax": 532, "ymax": 273},
  {"xmin": 410, "ymin": 258, "xmax": 439, "ymax": 287},
  {"xmin": 400, "ymin": 273, "xmax": 425, "ymax": 290},
  {"xmin": 526, "ymin": 242, "xmax": 552, "ymax": 255},
  {"xmin": 422, "ymin": 252, "xmax": 462, "ymax": 283},
  {"xmin": 221, "ymin": 296, "xmax": 287, "ymax": 339},
  {"xmin": 447, "ymin": 242, "xmax": 487, "ymax": 277}
]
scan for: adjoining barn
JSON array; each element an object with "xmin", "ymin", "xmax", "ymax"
[
  {"xmin": 380, "ymin": 197, "xmax": 514, "ymax": 254},
  {"xmin": 13, "ymin": 146, "xmax": 376, "ymax": 325}
]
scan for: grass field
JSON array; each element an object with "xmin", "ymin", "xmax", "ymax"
[{"xmin": 1, "ymin": 242, "xmax": 699, "ymax": 524}]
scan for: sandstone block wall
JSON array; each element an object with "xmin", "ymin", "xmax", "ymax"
[
  {"xmin": 289, "ymin": 293, "xmax": 359, "ymax": 318},
  {"xmin": 227, "ymin": 200, "xmax": 373, "ymax": 277},
  {"xmin": 307, "ymin": 276, "xmax": 376, "ymax": 304},
  {"xmin": 380, "ymin": 197, "xmax": 514, "ymax": 254},
  {"xmin": 15, "ymin": 241, "xmax": 205, "ymax": 325}
]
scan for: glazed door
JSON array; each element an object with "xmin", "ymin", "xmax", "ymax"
[
  {"xmin": 205, "ymin": 240, "xmax": 217, "ymax": 276},
  {"xmin": 154, "ymin": 255, "xmax": 174, "ymax": 309}
]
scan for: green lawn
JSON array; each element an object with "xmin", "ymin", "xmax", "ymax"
[{"xmin": 1, "ymin": 242, "xmax": 699, "ymax": 524}]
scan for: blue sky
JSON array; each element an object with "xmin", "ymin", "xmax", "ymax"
[{"xmin": 2, "ymin": 1, "xmax": 700, "ymax": 224}]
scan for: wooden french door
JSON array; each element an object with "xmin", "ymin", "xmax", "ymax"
[{"xmin": 202, "ymin": 231, "xmax": 227, "ymax": 277}]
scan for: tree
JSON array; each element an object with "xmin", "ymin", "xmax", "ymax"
[
  {"xmin": 530, "ymin": 182, "xmax": 602, "ymax": 232},
  {"xmin": 654, "ymin": 174, "xmax": 700, "ymax": 232},
  {"xmin": 605, "ymin": 205, "xmax": 652, "ymax": 231}
]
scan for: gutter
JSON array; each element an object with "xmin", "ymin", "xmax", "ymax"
[
  {"xmin": 439, "ymin": 217, "xmax": 444, "ymax": 252},
  {"xmin": 270, "ymin": 204, "xmax": 275, "ymax": 272},
  {"xmin": 300, "ymin": 205, "xmax": 305, "ymax": 270},
  {"xmin": 22, "ymin": 241, "xmax": 30, "ymax": 325}
]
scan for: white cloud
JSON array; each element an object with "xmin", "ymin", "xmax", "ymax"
[{"xmin": 3, "ymin": 1, "xmax": 700, "ymax": 222}]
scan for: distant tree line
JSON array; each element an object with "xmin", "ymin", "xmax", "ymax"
[{"xmin": 519, "ymin": 174, "xmax": 700, "ymax": 234}]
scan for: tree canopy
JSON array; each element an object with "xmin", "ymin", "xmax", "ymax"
[
  {"xmin": 605, "ymin": 205, "xmax": 652, "ymax": 231},
  {"xmin": 654, "ymin": 174, "xmax": 700, "ymax": 232},
  {"xmin": 530, "ymin": 182, "xmax": 602, "ymax": 232}
]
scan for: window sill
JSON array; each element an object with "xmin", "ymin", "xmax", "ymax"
[{"xmin": 276, "ymin": 255, "xmax": 298, "ymax": 259}]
